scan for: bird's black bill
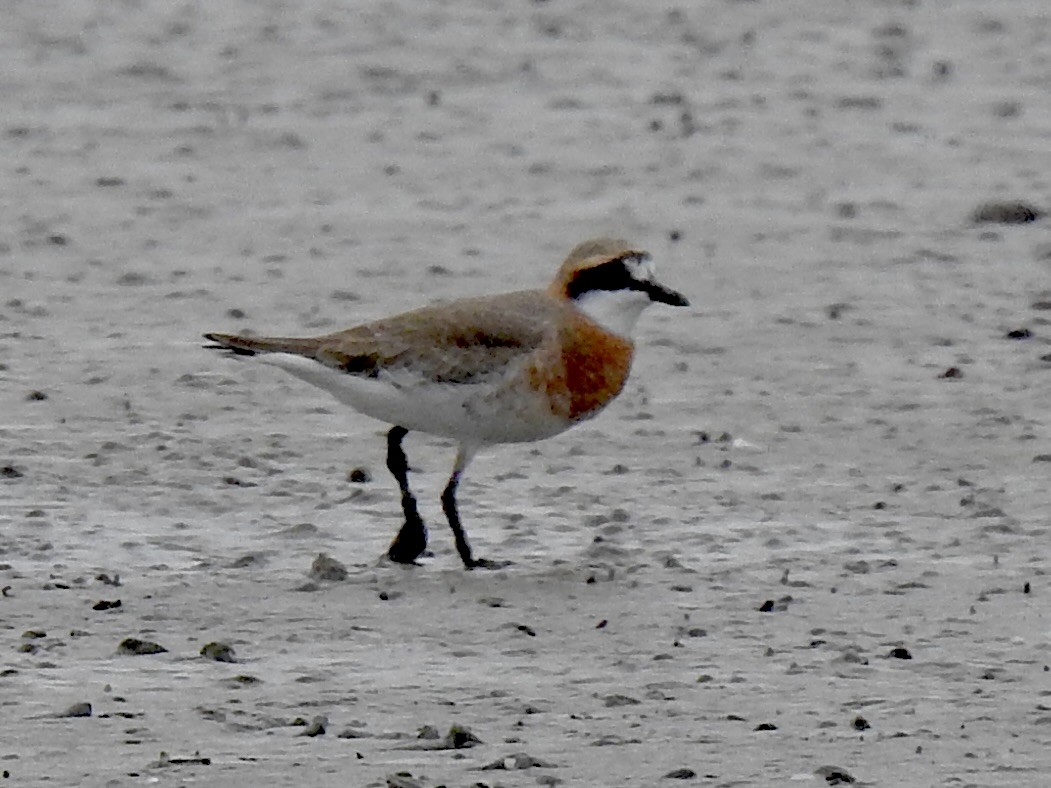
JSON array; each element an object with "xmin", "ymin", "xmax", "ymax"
[{"xmin": 643, "ymin": 281, "xmax": 690, "ymax": 307}]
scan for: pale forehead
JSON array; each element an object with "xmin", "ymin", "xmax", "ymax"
[{"xmin": 619, "ymin": 251, "xmax": 655, "ymax": 279}]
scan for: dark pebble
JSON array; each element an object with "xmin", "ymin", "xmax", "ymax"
[
  {"xmin": 117, "ymin": 637, "xmax": 168, "ymax": 656},
  {"xmin": 200, "ymin": 642, "xmax": 237, "ymax": 662},
  {"xmin": 815, "ymin": 765, "xmax": 856, "ymax": 785},
  {"xmin": 60, "ymin": 701, "xmax": 92, "ymax": 718},
  {"xmin": 347, "ymin": 467, "xmax": 371, "ymax": 483},
  {"xmin": 972, "ymin": 201, "xmax": 1041, "ymax": 224},
  {"xmin": 92, "ymin": 599, "xmax": 122, "ymax": 611},
  {"xmin": 759, "ymin": 596, "xmax": 792, "ymax": 612},
  {"xmin": 0, "ymin": 466, "xmax": 23, "ymax": 479},
  {"xmin": 664, "ymin": 768, "xmax": 696, "ymax": 779},
  {"xmin": 939, "ymin": 366, "xmax": 963, "ymax": 379},
  {"xmin": 1005, "ymin": 328, "xmax": 1033, "ymax": 339},
  {"xmin": 852, "ymin": 716, "xmax": 870, "ymax": 730},
  {"xmin": 299, "ymin": 716, "xmax": 327, "ymax": 737},
  {"xmin": 888, "ymin": 646, "xmax": 912, "ymax": 659},
  {"xmin": 516, "ymin": 624, "xmax": 537, "ymax": 637},
  {"xmin": 308, "ymin": 553, "xmax": 348, "ymax": 582},
  {"xmin": 603, "ymin": 693, "xmax": 640, "ymax": 707},
  {"xmin": 480, "ymin": 752, "xmax": 553, "ymax": 770},
  {"xmin": 26, "ymin": 390, "xmax": 48, "ymax": 401},
  {"xmin": 754, "ymin": 722, "xmax": 778, "ymax": 731}
]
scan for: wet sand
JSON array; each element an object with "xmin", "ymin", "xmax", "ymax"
[{"xmin": 2, "ymin": 1, "xmax": 1051, "ymax": 786}]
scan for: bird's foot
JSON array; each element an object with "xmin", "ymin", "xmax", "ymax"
[{"xmin": 387, "ymin": 520, "xmax": 428, "ymax": 565}]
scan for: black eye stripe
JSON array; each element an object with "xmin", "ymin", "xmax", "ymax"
[{"xmin": 566, "ymin": 257, "xmax": 642, "ymax": 299}]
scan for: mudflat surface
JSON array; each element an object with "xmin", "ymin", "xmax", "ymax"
[{"xmin": 2, "ymin": 2, "xmax": 1051, "ymax": 786}]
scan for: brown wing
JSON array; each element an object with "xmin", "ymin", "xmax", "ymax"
[
  {"xmin": 205, "ymin": 289, "xmax": 564, "ymax": 385},
  {"xmin": 314, "ymin": 289, "xmax": 562, "ymax": 384}
]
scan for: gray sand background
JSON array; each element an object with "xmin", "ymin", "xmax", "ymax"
[{"xmin": 2, "ymin": 1, "xmax": 1051, "ymax": 785}]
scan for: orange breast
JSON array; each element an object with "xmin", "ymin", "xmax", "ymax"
[{"xmin": 527, "ymin": 311, "xmax": 635, "ymax": 422}]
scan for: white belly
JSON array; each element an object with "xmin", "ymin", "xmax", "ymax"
[{"xmin": 260, "ymin": 353, "xmax": 575, "ymax": 445}]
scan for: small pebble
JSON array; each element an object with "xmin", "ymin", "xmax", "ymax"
[
  {"xmin": 299, "ymin": 716, "xmax": 327, "ymax": 737},
  {"xmin": 60, "ymin": 701, "xmax": 92, "ymax": 718},
  {"xmin": 308, "ymin": 553, "xmax": 348, "ymax": 582},
  {"xmin": 347, "ymin": 467, "xmax": 371, "ymax": 483},
  {"xmin": 200, "ymin": 642, "xmax": 237, "ymax": 662},
  {"xmin": 664, "ymin": 768, "xmax": 697, "ymax": 779},
  {"xmin": 117, "ymin": 637, "xmax": 168, "ymax": 656},
  {"xmin": 888, "ymin": 646, "xmax": 912, "ymax": 660},
  {"xmin": 972, "ymin": 201, "xmax": 1041, "ymax": 224},
  {"xmin": 815, "ymin": 765, "xmax": 856, "ymax": 785}
]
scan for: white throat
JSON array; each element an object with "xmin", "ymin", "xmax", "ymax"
[{"xmin": 574, "ymin": 289, "xmax": 651, "ymax": 338}]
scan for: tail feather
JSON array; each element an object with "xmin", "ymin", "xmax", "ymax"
[{"xmin": 203, "ymin": 332, "xmax": 323, "ymax": 358}]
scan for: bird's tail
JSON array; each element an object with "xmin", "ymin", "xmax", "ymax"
[{"xmin": 202, "ymin": 332, "xmax": 323, "ymax": 358}]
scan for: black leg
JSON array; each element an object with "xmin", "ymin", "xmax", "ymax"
[
  {"xmin": 441, "ymin": 469, "xmax": 477, "ymax": 568},
  {"xmin": 385, "ymin": 426, "xmax": 427, "ymax": 564},
  {"xmin": 441, "ymin": 446, "xmax": 510, "ymax": 570}
]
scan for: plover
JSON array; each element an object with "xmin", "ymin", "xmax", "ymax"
[{"xmin": 205, "ymin": 238, "xmax": 688, "ymax": 568}]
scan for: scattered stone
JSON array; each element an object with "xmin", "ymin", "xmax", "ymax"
[
  {"xmin": 754, "ymin": 722, "xmax": 778, "ymax": 731},
  {"xmin": 26, "ymin": 390, "xmax": 48, "ymax": 401},
  {"xmin": 200, "ymin": 642, "xmax": 237, "ymax": 662},
  {"xmin": 299, "ymin": 716, "xmax": 327, "ymax": 737},
  {"xmin": 664, "ymin": 768, "xmax": 697, "ymax": 779},
  {"xmin": 386, "ymin": 773, "xmax": 424, "ymax": 788},
  {"xmin": 758, "ymin": 596, "xmax": 792, "ymax": 612},
  {"xmin": 815, "ymin": 765, "xmax": 856, "ymax": 784},
  {"xmin": 347, "ymin": 467, "xmax": 371, "ymax": 483},
  {"xmin": 1, "ymin": 465, "xmax": 23, "ymax": 479},
  {"xmin": 220, "ymin": 674, "xmax": 261, "ymax": 689},
  {"xmin": 852, "ymin": 716, "xmax": 870, "ymax": 731},
  {"xmin": 308, "ymin": 553, "xmax": 348, "ymax": 582},
  {"xmin": 603, "ymin": 693, "xmax": 640, "ymax": 708},
  {"xmin": 972, "ymin": 200, "xmax": 1041, "ymax": 224},
  {"xmin": 117, "ymin": 637, "xmax": 168, "ymax": 656},
  {"xmin": 1005, "ymin": 328, "xmax": 1033, "ymax": 339},
  {"xmin": 516, "ymin": 624, "xmax": 537, "ymax": 637},
  {"xmin": 481, "ymin": 752, "xmax": 555, "ymax": 770},
  {"xmin": 402, "ymin": 724, "xmax": 481, "ymax": 750},
  {"xmin": 92, "ymin": 599, "xmax": 122, "ymax": 611},
  {"xmin": 939, "ymin": 366, "xmax": 963, "ymax": 379},
  {"xmin": 888, "ymin": 646, "xmax": 912, "ymax": 660},
  {"xmin": 222, "ymin": 475, "xmax": 257, "ymax": 487},
  {"xmin": 22, "ymin": 629, "xmax": 46, "ymax": 639},
  {"xmin": 228, "ymin": 553, "xmax": 265, "ymax": 568},
  {"xmin": 152, "ymin": 752, "xmax": 211, "ymax": 768},
  {"xmin": 96, "ymin": 573, "xmax": 121, "ymax": 586},
  {"xmin": 60, "ymin": 701, "xmax": 93, "ymax": 718}
]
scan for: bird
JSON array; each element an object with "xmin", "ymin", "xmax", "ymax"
[{"xmin": 204, "ymin": 237, "xmax": 689, "ymax": 569}]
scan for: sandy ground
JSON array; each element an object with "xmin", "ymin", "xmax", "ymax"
[{"xmin": 3, "ymin": 1, "xmax": 1051, "ymax": 786}]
